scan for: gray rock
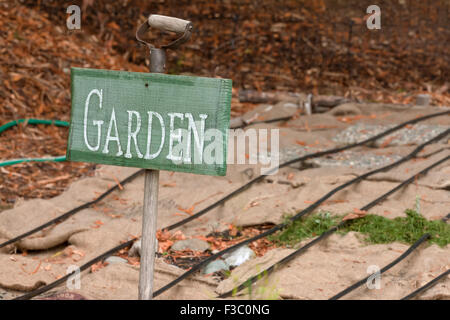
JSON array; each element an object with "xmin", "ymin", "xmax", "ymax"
[
  {"xmin": 416, "ymin": 94, "xmax": 430, "ymax": 106},
  {"xmin": 328, "ymin": 102, "xmax": 362, "ymax": 116},
  {"xmin": 229, "ymin": 116, "xmax": 244, "ymax": 129},
  {"xmin": 222, "ymin": 245, "xmax": 256, "ymax": 267},
  {"xmin": 128, "ymin": 239, "xmax": 159, "ymax": 257},
  {"xmin": 171, "ymin": 238, "xmax": 210, "ymax": 252},
  {"xmin": 202, "ymin": 259, "xmax": 229, "ymax": 274},
  {"xmin": 241, "ymin": 100, "xmax": 299, "ymax": 125},
  {"xmin": 105, "ymin": 256, "xmax": 128, "ymax": 265},
  {"xmin": 129, "ymin": 239, "xmax": 141, "ymax": 257}
]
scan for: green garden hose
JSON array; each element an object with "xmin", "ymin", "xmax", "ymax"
[
  {"xmin": 0, "ymin": 119, "xmax": 68, "ymax": 167},
  {"xmin": 0, "ymin": 118, "xmax": 69, "ymax": 134}
]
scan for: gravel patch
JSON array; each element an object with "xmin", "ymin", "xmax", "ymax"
[
  {"xmin": 310, "ymin": 150, "xmax": 402, "ymax": 169},
  {"xmin": 333, "ymin": 124, "xmax": 449, "ymax": 147},
  {"xmin": 275, "ymin": 145, "xmax": 402, "ymax": 169},
  {"xmin": 253, "ymin": 123, "xmax": 448, "ymax": 170}
]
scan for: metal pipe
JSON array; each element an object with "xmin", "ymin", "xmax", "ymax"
[{"xmin": 150, "ymin": 48, "xmax": 166, "ymax": 73}]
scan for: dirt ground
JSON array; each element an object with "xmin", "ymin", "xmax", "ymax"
[
  {"xmin": 0, "ymin": 102, "xmax": 448, "ymax": 300},
  {"xmin": 1, "ymin": 0, "xmax": 450, "ymax": 301}
]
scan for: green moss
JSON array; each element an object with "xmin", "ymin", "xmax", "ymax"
[
  {"xmin": 345, "ymin": 209, "xmax": 450, "ymax": 247},
  {"xmin": 271, "ymin": 209, "xmax": 450, "ymax": 248},
  {"xmin": 269, "ymin": 212, "xmax": 340, "ymax": 245}
]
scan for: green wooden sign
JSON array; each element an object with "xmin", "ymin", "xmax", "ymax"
[{"xmin": 67, "ymin": 68, "xmax": 231, "ymax": 176}]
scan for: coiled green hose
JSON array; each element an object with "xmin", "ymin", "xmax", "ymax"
[{"xmin": 0, "ymin": 119, "xmax": 68, "ymax": 167}]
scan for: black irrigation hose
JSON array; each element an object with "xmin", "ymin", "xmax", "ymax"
[
  {"xmin": 9, "ymin": 111, "xmax": 450, "ymax": 299},
  {"xmin": 2, "ymin": 110, "xmax": 448, "ymax": 247},
  {"xmin": 232, "ymin": 115, "xmax": 293, "ymax": 129},
  {"xmin": 0, "ymin": 169, "xmax": 144, "ymax": 249},
  {"xmin": 152, "ymin": 128, "xmax": 449, "ymax": 298},
  {"xmin": 401, "ymin": 268, "xmax": 450, "ymax": 300},
  {"xmin": 165, "ymin": 110, "xmax": 450, "ymax": 231},
  {"xmin": 14, "ymin": 239, "xmax": 135, "ymax": 300},
  {"xmin": 329, "ymin": 234, "xmax": 431, "ymax": 300},
  {"xmin": 219, "ymin": 154, "xmax": 449, "ymax": 298}
]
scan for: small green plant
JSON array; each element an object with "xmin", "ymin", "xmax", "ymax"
[
  {"xmin": 345, "ymin": 209, "xmax": 450, "ymax": 247},
  {"xmin": 272, "ymin": 209, "xmax": 450, "ymax": 247},
  {"xmin": 269, "ymin": 211, "xmax": 340, "ymax": 245},
  {"xmin": 243, "ymin": 266, "xmax": 280, "ymax": 300},
  {"xmin": 227, "ymin": 264, "xmax": 281, "ymax": 300}
]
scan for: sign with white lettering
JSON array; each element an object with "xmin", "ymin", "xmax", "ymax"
[{"xmin": 67, "ymin": 68, "xmax": 231, "ymax": 176}]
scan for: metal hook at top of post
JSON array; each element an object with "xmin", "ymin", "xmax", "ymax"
[
  {"xmin": 136, "ymin": 14, "xmax": 193, "ymax": 53},
  {"xmin": 136, "ymin": 14, "xmax": 193, "ymax": 73}
]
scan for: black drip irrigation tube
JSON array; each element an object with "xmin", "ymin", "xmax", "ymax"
[
  {"xmin": 219, "ymin": 154, "xmax": 449, "ymax": 298},
  {"xmin": 0, "ymin": 169, "xmax": 144, "ymax": 249},
  {"xmin": 152, "ymin": 128, "xmax": 449, "ymax": 298},
  {"xmin": 165, "ymin": 110, "xmax": 450, "ymax": 231},
  {"xmin": 14, "ymin": 239, "xmax": 135, "ymax": 300},
  {"xmin": 2, "ymin": 110, "xmax": 447, "ymax": 250},
  {"xmin": 401, "ymin": 268, "xmax": 450, "ymax": 300},
  {"xmin": 6, "ymin": 112, "xmax": 450, "ymax": 300},
  {"xmin": 329, "ymin": 234, "xmax": 431, "ymax": 300}
]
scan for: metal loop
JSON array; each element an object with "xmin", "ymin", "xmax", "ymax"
[{"xmin": 135, "ymin": 20, "xmax": 193, "ymax": 50}]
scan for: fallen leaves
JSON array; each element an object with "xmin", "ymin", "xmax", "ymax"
[
  {"xmin": 343, "ymin": 208, "xmax": 368, "ymax": 221},
  {"xmin": 20, "ymin": 260, "xmax": 42, "ymax": 275},
  {"xmin": 91, "ymin": 220, "xmax": 104, "ymax": 229},
  {"xmin": 91, "ymin": 261, "xmax": 108, "ymax": 273},
  {"xmin": 156, "ymin": 229, "xmax": 186, "ymax": 253}
]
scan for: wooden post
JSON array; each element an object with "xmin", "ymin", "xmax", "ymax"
[
  {"xmin": 138, "ymin": 48, "xmax": 165, "ymax": 300},
  {"xmin": 138, "ymin": 169, "xmax": 160, "ymax": 300}
]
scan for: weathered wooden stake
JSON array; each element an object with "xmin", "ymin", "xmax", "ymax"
[
  {"xmin": 138, "ymin": 168, "xmax": 160, "ymax": 300},
  {"xmin": 138, "ymin": 48, "xmax": 165, "ymax": 300}
]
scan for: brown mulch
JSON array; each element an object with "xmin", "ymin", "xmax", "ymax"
[
  {"xmin": 0, "ymin": 2, "xmax": 145, "ymax": 206},
  {"xmin": 1, "ymin": 0, "xmax": 449, "ymax": 206}
]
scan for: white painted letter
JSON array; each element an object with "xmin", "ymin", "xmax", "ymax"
[
  {"xmin": 184, "ymin": 113, "xmax": 208, "ymax": 164},
  {"xmin": 102, "ymin": 107, "xmax": 123, "ymax": 156},
  {"xmin": 145, "ymin": 111, "xmax": 165, "ymax": 160},
  {"xmin": 125, "ymin": 111, "xmax": 143, "ymax": 159},
  {"xmin": 83, "ymin": 89, "xmax": 103, "ymax": 152},
  {"xmin": 166, "ymin": 113, "xmax": 184, "ymax": 162}
]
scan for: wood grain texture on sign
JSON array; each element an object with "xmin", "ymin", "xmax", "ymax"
[{"xmin": 67, "ymin": 68, "xmax": 231, "ymax": 176}]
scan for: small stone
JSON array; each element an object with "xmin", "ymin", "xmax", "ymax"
[
  {"xmin": 105, "ymin": 256, "xmax": 128, "ymax": 265},
  {"xmin": 222, "ymin": 245, "xmax": 256, "ymax": 267},
  {"xmin": 416, "ymin": 94, "xmax": 430, "ymax": 106},
  {"xmin": 171, "ymin": 238, "xmax": 210, "ymax": 252},
  {"xmin": 128, "ymin": 240, "xmax": 141, "ymax": 257},
  {"xmin": 229, "ymin": 116, "xmax": 244, "ymax": 129},
  {"xmin": 128, "ymin": 239, "xmax": 159, "ymax": 257},
  {"xmin": 38, "ymin": 292, "xmax": 87, "ymax": 300},
  {"xmin": 202, "ymin": 259, "xmax": 229, "ymax": 274}
]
